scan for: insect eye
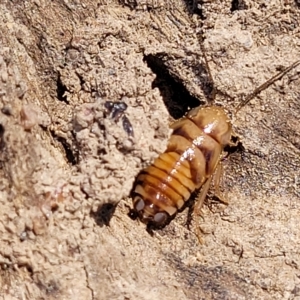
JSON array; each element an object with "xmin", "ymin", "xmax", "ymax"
[
  {"xmin": 133, "ymin": 196, "xmax": 145, "ymax": 212},
  {"xmin": 153, "ymin": 211, "xmax": 168, "ymax": 225}
]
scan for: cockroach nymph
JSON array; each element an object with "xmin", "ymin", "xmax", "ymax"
[
  {"xmin": 104, "ymin": 101, "xmax": 134, "ymax": 137},
  {"xmin": 131, "ymin": 56, "xmax": 300, "ymax": 238}
]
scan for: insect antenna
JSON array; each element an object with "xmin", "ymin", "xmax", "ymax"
[
  {"xmin": 197, "ymin": 30, "xmax": 216, "ymax": 104},
  {"xmin": 196, "ymin": 29, "xmax": 236, "ymax": 106},
  {"xmin": 234, "ymin": 60, "xmax": 300, "ymax": 115}
]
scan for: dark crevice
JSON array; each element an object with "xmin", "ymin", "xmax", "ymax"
[
  {"xmin": 144, "ymin": 54, "xmax": 203, "ymax": 119},
  {"xmin": 224, "ymin": 140, "xmax": 245, "ymax": 156},
  {"xmin": 192, "ymin": 0, "xmax": 204, "ymax": 18},
  {"xmin": 97, "ymin": 148, "xmax": 107, "ymax": 156},
  {"xmin": 57, "ymin": 136, "xmax": 77, "ymax": 165},
  {"xmin": 0, "ymin": 123, "xmax": 7, "ymax": 169},
  {"xmin": 182, "ymin": 0, "xmax": 204, "ymax": 18},
  {"xmin": 231, "ymin": 0, "xmax": 248, "ymax": 12},
  {"xmin": 56, "ymin": 74, "xmax": 69, "ymax": 104},
  {"xmin": 50, "ymin": 130, "xmax": 78, "ymax": 165},
  {"xmin": 91, "ymin": 203, "xmax": 116, "ymax": 227},
  {"xmin": 1, "ymin": 106, "xmax": 12, "ymax": 116},
  {"xmin": 0, "ymin": 124, "xmax": 5, "ymax": 151},
  {"xmin": 76, "ymin": 72, "xmax": 85, "ymax": 89},
  {"xmin": 259, "ymin": 3, "xmax": 267, "ymax": 9}
]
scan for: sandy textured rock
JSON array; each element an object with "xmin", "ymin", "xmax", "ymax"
[{"xmin": 0, "ymin": 1, "xmax": 300, "ymax": 299}]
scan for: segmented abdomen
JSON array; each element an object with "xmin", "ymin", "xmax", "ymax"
[{"xmin": 133, "ymin": 105, "xmax": 232, "ymax": 223}]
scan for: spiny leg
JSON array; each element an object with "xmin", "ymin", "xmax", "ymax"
[
  {"xmin": 212, "ymin": 161, "xmax": 228, "ymax": 206},
  {"xmin": 193, "ymin": 175, "xmax": 213, "ymax": 243},
  {"xmin": 193, "ymin": 161, "xmax": 230, "ymax": 242}
]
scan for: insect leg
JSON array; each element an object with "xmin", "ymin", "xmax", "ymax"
[
  {"xmin": 193, "ymin": 175, "xmax": 213, "ymax": 243},
  {"xmin": 197, "ymin": 31, "xmax": 216, "ymax": 103},
  {"xmin": 212, "ymin": 162, "xmax": 228, "ymax": 206}
]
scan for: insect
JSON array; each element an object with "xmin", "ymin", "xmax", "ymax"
[
  {"xmin": 104, "ymin": 101, "xmax": 134, "ymax": 137},
  {"xmin": 131, "ymin": 57, "xmax": 300, "ymax": 236}
]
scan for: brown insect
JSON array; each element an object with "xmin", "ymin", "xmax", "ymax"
[{"xmin": 131, "ymin": 58, "xmax": 300, "ymax": 236}]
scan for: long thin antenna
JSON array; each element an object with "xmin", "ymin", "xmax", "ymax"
[
  {"xmin": 199, "ymin": 38, "xmax": 216, "ymax": 102},
  {"xmin": 194, "ymin": 23, "xmax": 217, "ymax": 104},
  {"xmin": 235, "ymin": 60, "xmax": 300, "ymax": 115}
]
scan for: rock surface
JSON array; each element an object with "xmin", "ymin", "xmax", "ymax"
[{"xmin": 0, "ymin": 1, "xmax": 300, "ymax": 299}]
